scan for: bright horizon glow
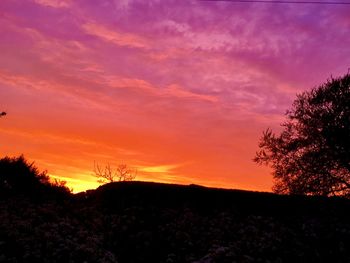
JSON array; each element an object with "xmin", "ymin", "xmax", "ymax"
[{"xmin": 0, "ymin": 0, "xmax": 349, "ymax": 193}]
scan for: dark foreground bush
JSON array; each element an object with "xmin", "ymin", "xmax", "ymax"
[
  {"xmin": 0, "ymin": 155, "xmax": 70, "ymax": 199},
  {"xmin": 0, "ymin": 155, "xmax": 116, "ymax": 262}
]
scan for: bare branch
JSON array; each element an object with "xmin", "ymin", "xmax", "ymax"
[{"xmin": 93, "ymin": 161, "xmax": 137, "ymax": 184}]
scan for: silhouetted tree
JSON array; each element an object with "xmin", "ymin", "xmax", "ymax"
[
  {"xmin": 94, "ymin": 161, "xmax": 137, "ymax": 184},
  {"xmin": 254, "ymin": 74, "xmax": 350, "ymax": 197},
  {"xmin": 0, "ymin": 111, "xmax": 6, "ymax": 118}
]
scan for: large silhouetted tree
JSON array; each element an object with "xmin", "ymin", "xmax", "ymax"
[{"xmin": 254, "ymin": 74, "xmax": 350, "ymax": 197}]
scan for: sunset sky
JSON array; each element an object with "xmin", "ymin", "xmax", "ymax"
[{"xmin": 0, "ymin": 0, "xmax": 349, "ymax": 192}]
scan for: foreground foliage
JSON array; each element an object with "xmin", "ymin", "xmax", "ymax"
[
  {"xmin": 0, "ymin": 155, "xmax": 70, "ymax": 198},
  {"xmin": 1, "ymin": 156, "xmax": 350, "ymax": 262}
]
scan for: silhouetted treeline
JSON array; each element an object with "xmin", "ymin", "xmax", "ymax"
[{"xmin": 1, "ymin": 156, "xmax": 350, "ymax": 262}]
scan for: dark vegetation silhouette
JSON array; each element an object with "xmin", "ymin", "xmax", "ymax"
[
  {"xmin": 94, "ymin": 162, "xmax": 137, "ymax": 184},
  {"xmin": 0, "ymin": 111, "xmax": 6, "ymax": 118},
  {"xmin": 0, "ymin": 155, "xmax": 70, "ymax": 198},
  {"xmin": 255, "ymin": 74, "xmax": 350, "ymax": 197},
  {"xmin": 1, "ymin": 155, "xmax": 350, "ymax": 262}
]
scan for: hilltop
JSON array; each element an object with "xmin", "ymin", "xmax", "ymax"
[
  {"xmin": 1, "ymin": 178, "xmax": 350, "ymax": 262},
  {"xmin": 80, "ymin": 181, "xmax": 350, "ymax": 217},
  {"xmin": 1, "ymin": 156, "xmax": 350, "ymax": 262}
]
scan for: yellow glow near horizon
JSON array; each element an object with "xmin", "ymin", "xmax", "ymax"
[
  {"xmin": 49, "ymin": 174, "xmax": 100, "ymax": 193},
  {"xmin": 138, "ymin": 164, "xmax": 179, "ymax": 173}
]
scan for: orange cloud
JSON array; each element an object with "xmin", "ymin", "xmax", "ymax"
[
  {"xmin": 0, "ymin": 70, "xmax": 110, "ymax": 111},
  {"xmin": 139, "ymin": 164, "xmax": 180, "ymax": 173}
]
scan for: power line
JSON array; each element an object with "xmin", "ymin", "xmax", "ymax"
[{"xmin": 202, "ymin": 0, "xmax": 350, "ymax": 5}]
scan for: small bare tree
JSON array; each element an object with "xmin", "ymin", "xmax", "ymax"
[{"xmin": 94, "ymin": 161, "xmax": 137, "ymax": 184}]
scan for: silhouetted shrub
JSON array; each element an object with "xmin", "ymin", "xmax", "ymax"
[{"xmin": 0, "ymin": 155, "xmax": 70, "ymax": 198}]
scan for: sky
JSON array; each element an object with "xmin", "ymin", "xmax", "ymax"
[{"xmin": 0, "ymin": 0, "xmax": 349, "ymax": 192}]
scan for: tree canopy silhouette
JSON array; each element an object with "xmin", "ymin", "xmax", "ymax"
[
  {"xmin": 254, "ymin": 74, "xmax": 350, "ymax": 197},
  {"xmin": 0, "ymin": 111, "xmax": 6, "ymax": 118}
]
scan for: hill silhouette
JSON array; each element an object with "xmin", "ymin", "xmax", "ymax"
[
  {"xmin": 1, "ymin": 157, "xmax": 350, "ymax": 262},
  {"xmin": 87, "ymin": 181, "xmax": 350, "ymax": 216}
]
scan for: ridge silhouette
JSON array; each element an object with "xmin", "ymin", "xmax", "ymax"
[{"xmin": 1, "ymin": 156, "xmax": 350, "ymax": 262}]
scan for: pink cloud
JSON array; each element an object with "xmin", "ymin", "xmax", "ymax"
[
  {"xmin": 82, "ymin": 22, "xmax": 149, "ymax": 49},
  {"xmin": 32, "ymin": 0, "xmax": 71, "ymax": 8},
  {"xmin": 165, "ymin": 84, "xmax": 217, "ymax": 103}
]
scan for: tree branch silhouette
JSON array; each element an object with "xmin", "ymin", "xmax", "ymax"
[
  {"xmin": 93, "ymin": 161, "xmax": 137, "ymax": 184},
  {"xmin": 254, "ymin": 74, "xmax": 350, "ymax": 197}
]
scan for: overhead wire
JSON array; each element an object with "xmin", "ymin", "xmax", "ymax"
[{"xmin": 201, "ymin": 0, "xmax": 350, "ymax": 5}]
